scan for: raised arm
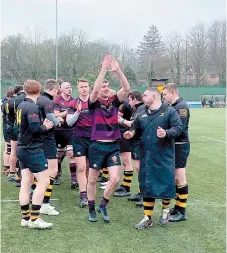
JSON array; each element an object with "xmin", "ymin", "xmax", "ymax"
[
  {"xmin": 109, "ymin": 58, "xmax": 130, "ymax": 102},
  {"xmin": 90, "ymin": 55, "xmax": 112, "ymax": 104}
]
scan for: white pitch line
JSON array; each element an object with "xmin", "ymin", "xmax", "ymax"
[
  {"xmin": 201, "ymin": 136, "xmax": 226, "ymax": 144},
  {"xmin": 1, "ymin": 199, "xmax": 59, "ymax": 203}
]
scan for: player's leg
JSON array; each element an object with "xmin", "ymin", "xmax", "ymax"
[
  {"xmin": 3, "ymin": 142, "xmax": 11, "ymax": 175},
  {"xmin": 114, "ymin": 138, "xmax": 133, "ymax": 196},
  {"xmin": 87, "ymin": 141, "xmax": 105, "ymax": 222},
  {"xmin": 169, "ymin": 143, "xmax": 190, "ymax": 222},
  {"xmin": 98, "ymin": 142, "xmax": 121, "ymax": 222},
  {"xmin": 19, "ymin": 168, "xmax": 33, "ymax": 227},
  {"xmin": 129, "ymin": 142, "xmax": 142, "ymax": 204},
  {"xmin": 135, "ymin": 197, "xmax": 155, "ymax": 229},
  {"xmin": 8, "ymin": 139, "xmax": 17, "ymax": 181},
  {"xmin": 18, "ymin": 150, "xmax": 52, "ymax": 229},
  {"xmin": 87, "ymin": 168, "xmax": 100, "ymax": 222},
  {"xmin": 114, "ymin": 140, "xmax": 133, "ymax": 197},
  {"xmin": 3, "ymin": 123, "xmax": 11, "ymax": 174},
  {"xmin": 55, "ymin": 131, "xmax": 66, "ymax": 185},
  {"xmin": 41, "ymin": 138, "xmax": 59, "ymax": 216}
]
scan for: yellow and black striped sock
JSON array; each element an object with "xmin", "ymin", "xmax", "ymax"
[
  {"xmin": 30, "ymin": 178, "xmax": 37, "ymax": 193},
  {"xmin": 21, "ymin": 204, "xmax": 30, "ymax": 221},
  {"xmin": 162, "ymin": 199, "xmax": 171, "ymax": 209},
  {"xmin": 102, "ymin": 168, "xmax": 109, "ymax": 179},
  {"xmin": 121, "ymin": 171, "xmax": 133, "ymax": 192},
  {"xmin": 43, "ymin": 177, "xmax": 54, "ymax": 204},
  {"xmin": 174, "ymin": 184, "xmax": 180, "ymax": 205},
  {"xmin": 175, "ymin": 183, "xmax": 188, "ymax": 215},
  {"xmin": 143, "ymin": 197, "xmax": 155, "ymax": 219},
  {"xmin": 30, "ymin": 204, "xmax": 41, "ymax": 221}
]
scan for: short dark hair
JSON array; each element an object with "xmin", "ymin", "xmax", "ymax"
[
  {"xmin": 163, "ymin": 83, "xmax": 178, "ymax": 93},
  {"xmin": 45, "ymin": 79, "xmax": 60, "ymax": 91},
  {"xmin": 14, "ymin": 85, "xmax": 23, "ymax": 94},
  {"xmin": 77, "ymin": 79, "xmax": 89, "ymax": 86},
  {"xmin": 128, "ymin": 90, "xmax": 142, "ymax": 101}
]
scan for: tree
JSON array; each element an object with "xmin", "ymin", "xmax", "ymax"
[
  {"xmin": 124, "ymin": 66, "xmax": 137, "ymax": 85},
  {"xmin": 207, "ymin": 20, "xmax": 226, "ymax": 84},
  {"xmin": 137, "ymin": 25, "xmax": 162, "ymax": 83},
  {"xmin": 188, "ymin": 23, "xmax": 208, "ymax": 85}
]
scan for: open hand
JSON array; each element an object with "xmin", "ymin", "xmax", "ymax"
[
  {"xmin": 109, "ymin": 56, "xmax": 120, "ymax": 73},
  {"xmin": 101, "ymin": 55, "xmax": 112, "ymax": 71}
]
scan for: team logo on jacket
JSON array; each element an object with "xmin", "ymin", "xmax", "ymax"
[
  {"xmin": 142, "ymin": 114, "xmax": 148, "ymax": 118},
  {"xmin": 179, "ymin": 109, "xmax": 188, "ymax": 117},
  {"xmin": 111, "ymin": 156, "xmax": 118, "ymax": 164}
]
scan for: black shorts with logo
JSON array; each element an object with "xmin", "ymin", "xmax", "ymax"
[
  {"xmin": 175, "ymin": 143, "xmax": 190, "ymax": 169},
  {"xmin": 55, "ymin": 129, "xmax": 73, "ymax": 150},
  {"xmin": 89, "ymin": 141, "xmax": 121, "ymax": 170},
  {"xmin": 72, "ymin": 136, "xmax": 91, "ymax": 157}
]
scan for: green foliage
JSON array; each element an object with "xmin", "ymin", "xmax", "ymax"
[
  {"xmin": 124, "ymin": 66, "xmax": 137, "ymax": 85},
  {"xmin": 1, "ymin": 78, "xmax": 17, "ymax": 96}
]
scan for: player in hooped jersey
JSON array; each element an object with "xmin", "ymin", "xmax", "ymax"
[
  {"xmin": 53, "ymin": 82, "xmax": 77, "ymax": 188},
  {"xmin": 87, "ymin": 55, "xmax": 130, "ymax": 223},
  {"xmin": 66, "ymin": 79, "xmax": 92, "ymax": 207}
]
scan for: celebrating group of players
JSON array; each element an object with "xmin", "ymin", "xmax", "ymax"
[{"xmin": 2, "ymin": 55, "xmax": 190, "ymax": 230}]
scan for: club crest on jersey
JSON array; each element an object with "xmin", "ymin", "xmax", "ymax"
[
  {"xmin": 101, "ymin": 104, "xmax": 113, "ymax": 111},
  {"xmin": 111, "ymin": 156, "xmax": 118, "ymax": 164},
  {"xmin": 119, "ymin": 104, "xmax": 124, "ymax": 111}
]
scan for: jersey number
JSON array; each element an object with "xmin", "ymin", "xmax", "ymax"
[
  {"xmin": 5, "ymin": 103, "xmax": 9, "ymax": 114},
  {"xmin": 16, "ymin": 109, "xmax": 22, "ymax": 126}
]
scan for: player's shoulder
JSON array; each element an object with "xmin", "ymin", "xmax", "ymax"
[
  {"xmin": 174, "ymin": 98, "xmax": 189, "ymax": 110},
  {"xmin": 53, "ymin": 95, "xmax": 62, "ymax": 104},
  {"xmin": 69, "ymin": 97, "xmax": 78, "ymax": 107},
  {"xmin": 38, "ymin": 94, "xmax": 52, "ymax": 105}
]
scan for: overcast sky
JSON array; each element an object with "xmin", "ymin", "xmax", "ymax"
[{"xmin": 1, "ymin": 0, "xmax": 226, "ymax": 48}]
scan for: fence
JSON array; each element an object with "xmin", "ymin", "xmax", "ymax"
[{"xmin": 1, "ymin": 80, "xmax": 226, "ymax": 101}]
